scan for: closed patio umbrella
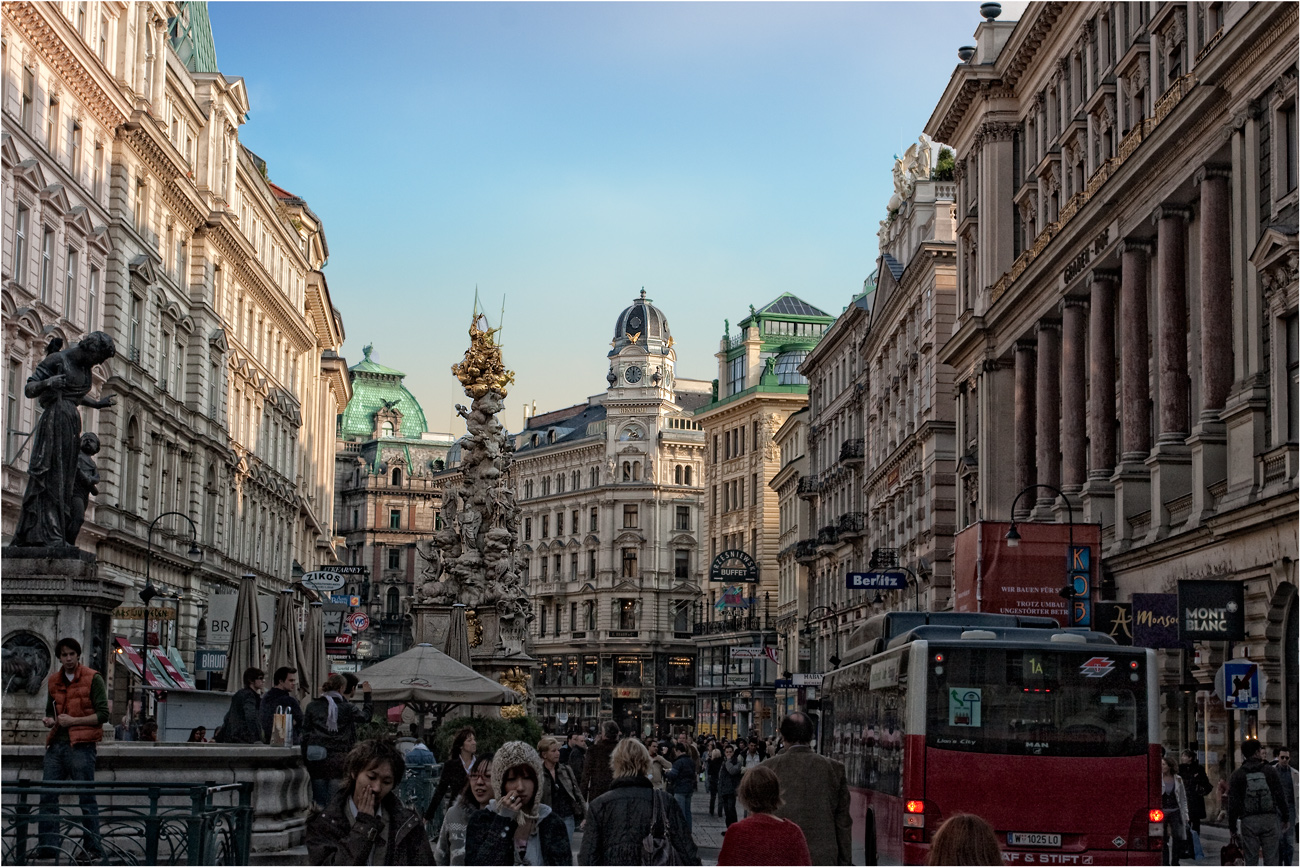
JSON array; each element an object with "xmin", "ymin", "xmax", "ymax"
[
  {"xmin": 222, "ymin": 574, "xmax": 264, "ymax": 688},
  {"xmin": 443, "ymin": 603, "xmax": 472, "ymax": 668},
  {"xmin": 266, "ymin": 588, "xmax": 306, "ymax": 685},
  {"xmin": 301, "ymin": 601, "xmax": 328, "ymax": 699}
]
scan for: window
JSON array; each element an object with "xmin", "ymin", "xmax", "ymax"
[
  {"xmin": 380, "ymin": 421, "xmax": 394, "ymax": 437},
  {"xmin": 555, "ymin": 510, "xmax": 564, "ymax": 537},
  {"xmin": 62, "ymin": 248, "xmax": 78, "ymax": 321},
  {"xmin": 69, "ymin": 121, "xmax": 82, "ymax": 180},
  {"xmin": 541, "ymin": 515, "xmax": 549, "ymax": 538},
  {"xmin": 386, "ymin": 587, "xmax": 400, "ymax": 618},
  {"xmin": 98, "ymin": 15, "xmax": 108, "ymax": 62},
  {"xmin": 173, "ymin": 339, "xmax": 183, "ymax": 400},
  {"xmin": 588, "ymin": 550, "xmax": 597, "ymax": 578},
  {"xmin": 618, "ymin": 602, "xmax": 637, "ymax": 631},
  {"xmin": 622, "ymin": 547, "xmax": 637, "ymax": 578},
  {"xmin": 388, "ymin": 547, "xmax": 401, "ymax": 570},
  {"xmin": 713, "ymin": 434, "xmax": 719, "ymax": 463},
  {"xmin": 684, "ymin": 465, "xmax": 693, "ymax": 486},
  {"xmin": 1288, "ymin": 312, "xmax": 1299, "ymax": 442},
  {"xmin": 13, "ymin": 204, "xmax": 28, "ymax": 285},
  {"xmin": 39, "ymin": 228, "xmax": 54, "ymax": 303},
  {"xmin": 87, "ymin": 267, "xmax": 99, "ymax": 330},
  {"xmin": 540, "ymin": 556, "xmax": 548, "ymax": 580},
  {"xmin": 21, "ymin": 66, "xmax": 34, "ymax": 131},
  {"xmin": 674, "ymin": 465, "xmax": 682, "ymax": 484},
  {"xmin": 615, "ymin": 655, "xmax": 641, "ymax": 684},
  {"xmin": 129, "ymin": 295, "xmax": 141, "ymax": 362},
  {"xmin": 753, "ymin": 473, "xmax": 759, "ymax": 507},
  {"xmin": 728, "ymin": 355, "xmax": 745, "ymax": 395},
  {"xmin": 389, "ymin": 509, "xmax": 401, "ymax": 529},
  {"xmin": 674, "ymin": 549, "xmax": 690, "ymax": 581},
  {"xmin": 46, "ymin": 95, "xmax": 58, "ymax": 154},
  {"xmin": 675, "ymin": 505, "xmax": 691, "ymax": 531},
  {"xmin": 540, "ymin": 606, "xmax": 547, "ymax": 637},
  {"xmin": 667, "ymin": 654, "xmax": 693, "ymax": 685},
  {"xmin": 590, "ymin": 507, "xmax": 598, "ymax": 532},
  {"xmin": 570, "ymin": 553, "xmax": 578, "ymax": 580},
  {"xmin": 6, "ymin": 360, "xmax": 22, "ymax": 460},
  {"xmin": 159, "ymin": 331, "xmax": 170, "ymax": 391},
  {"xmin": 623, "ymin": 504, "xmax": 638, "ymax": 528},
  {"xmin": 352, "ymin": 508, "xmax": 360, "ymax": 529},
  {"xmin": 524, "ymin": 517, "xmax": 532, "ymax": 541},
  {"xmin": 554, "ymin": 553, "xmax": 563, "ymax": 578},
  {"xmin": 1284, "ymin": 102, "xmax": 1298, "ymax": 194}
]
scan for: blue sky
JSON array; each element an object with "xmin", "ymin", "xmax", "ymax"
[{"xmin": 207, "ymin": 1, "xmax": 1013, "ymax": 432}]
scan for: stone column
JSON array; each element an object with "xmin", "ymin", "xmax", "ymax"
[
  {"xmin": 1189, "ymin": 166, "xmax": 1233, "ymax": 524},
  {"xmin": 1061, "ymin": 299, "xmax": 1089, "ymax": 493},
  {"xmin": 1035, "ymin": 321, "xmax": 1062, "ymax": 518},
  {"xmin": 1014, "ymin": 338, "xmax": 1037, "ymax": 517},
  {"xmin": 1083, "ymin": 270, "xmax": 1118, "ymax": 524},
  {"xmin": 1111, "ymin": 240, "xmax": 1153, "ymax": 550}
]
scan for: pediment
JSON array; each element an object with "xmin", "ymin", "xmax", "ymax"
[
  {"xmin": 583, "ymin": 534, "xmax": 600, "ymax": 546},
  {"xmin": 566, "ymin": 538, "xmax": 581, "ymax": 550},
  {"xmin": 579, "ymin": 582, "xmax": 596, "ymax": 593},
  {"xmin": 673, "ymin": 581, "xmax": 703, "ymax": 594},
  {"xmin": 1, "ymin": 133, "xmax": 19, "ymax": 168},
  {"xmin": 669, "ymin": 533, "xmax": 697, "ymax": 547},
  {"xmin": 129, "ymin": 255, "xmax": 159, "ymax": 285},
  {"xmin": 39, "ymin": 184, "xmax": 70, "ymax": 216},
  {"xmin": 178, "ymin": 315, "xmax": 195, "ymax": 335},
  {"xmin": 612, "ymin": 579, "xmax": 639, "ymax": 592},
  {"xmin": 88, "ymin": 226, "xmax": 112, "ymax": 256},
  {"xmin": 519, "ymin": 543, "xmax": 533, "ymax": 554},
  {"xmin": 1249, "ymin": 224, "xmax": 1298, "ymax": 272},
  {"xmin": 613, "ymin": 530, "xmax": 645, "ymax": 545},
  {"xmin": 535, "ymin": 540, "xmax": 551, "ymax": 554},
  {"xmin": 64, "ymin": 205, "xmax": 95, "ymax": 237},
  {"xmin": 209, "ymin": 327, "xmax": 229, "ymax": 353},
  {"xmin": 13, "ymin": 159, "xmax": 46, "ymax": 191}
]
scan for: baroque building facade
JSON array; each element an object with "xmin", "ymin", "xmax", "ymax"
[
  {"xmin": 507, "ymin": 292, "xmax": 711, "ymax": 737},
  {"xmin": 693, "ymin": 294, "xmax": 833, "ymax": 740},
  {"xmin": 928, "ymin": 1, "xmax": 1297, "ymax": 766},
  {"xmin": 334, "ymin": 345, "xmax": 453, "ymax": 664},
  {"xmin": 1, "ymin": 1, "xmax": 349, "ymax": 699},
  {"xmin": 770, "ymin": 405, "xmax": 810, "ymax": 722}
]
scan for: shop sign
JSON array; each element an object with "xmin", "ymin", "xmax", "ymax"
[
  {"xmin": 709, "ymin": 549, "xmax": 759, "ymax": 583},
  {"xmin": 725, "ymin": 673, "xmax": 751, "ymax": 687},
  {"xmin": 319, "ymin": 565, "xmax": 369, "ymax": 576},
  {"xmin": 207, "ymin": 593, "xmax": 276, "ymax": 645},
  {"xmin": 846, "ymin": 571, "xmax": 907, "ymax": 590},
  {"xmin": 301, "ymin": 571, "xmax": 345, "ymax": 592},
  {"xmin": 614, "ymin": 688, "xmax": 640, "ymax": 699},
  {"xmin": 792, "ymin": 672, "xmax": 823, "ymax": 686},
  {"xmin": 1177, "ymin": 580, "xmax": 1245, "ymax": 641},
  {"xmin": 113, "ymin": 606, "xmax": 176, "ymax": 621},
  {"xmin": 774, "ymin": 678, "xmax": 794, "ymax": 688},
  {"xmin": 1132, "ymin": 593, "xmax": 1181, "ymax": 648},
  {"xmin": 194, "ymin": 648, "xmax": 227, "ymax": 671},
  {"xmin": 1093, "ymin": 602, "xmax": 1134, "ymax": 645},
  {"xmin": 730, "ymin": 646, "xmax": 777, "ymax": 661}
]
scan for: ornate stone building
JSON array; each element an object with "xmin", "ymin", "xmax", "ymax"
[
  {"xmin": 509, "ymin": 291, "xmax": 711, "ymax": 736},
  {"xmin": 693, "ymin": 294, "xmax": 833, "ymax": 740},
  {"xmin": 335, "ymin": 345, "xmax": 454, "ymax": 663},
  {"xmin": 861, "ymin": 169, "xmax": 959, "ymax": 614},
  {"xmin": 770, "ymin": 406, "xmax": 810, "ymax": 722},
  {"xmin": 1, "ymin": 1, "xmax": 349, "ymax": 697},
  {"xmin": 929, "ymin": 2, "xmax": 1297, "ymax": 762}
]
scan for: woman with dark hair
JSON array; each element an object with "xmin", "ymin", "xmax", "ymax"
[
  {"xmin": 426, "ymin": 726, "xmax": 479, "ymax": 830},
  {"xmin": 302, "ymin": 674, "xmax": 373, "ymax": 809},
  {"xmin": 306, "ymin": 739, "xmax": 434, "ymax": 865},
  {"xmin": 464, "ymin": 742, "xmax": 570, "ymax": 866},
  {"xmin": 925, "ymin": 814, "xmax": 1003, "ymax": 866},
  {"xmin": 187, "ymin": 726, "xmax": 207, "ymax": 743},
  {"xmin": 717, "ymin": 765, "xmax": 810, "ymax": 865},
  {"xmin": 435, "ymin": 754, "xmax": 493, "ymax": 866}
]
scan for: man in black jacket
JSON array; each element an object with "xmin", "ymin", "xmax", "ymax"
[
  {"xmin": 217, "ymin": 667, "xmax": 264, "ymax": 744},
  {"xmin": 258, "ymin": 666, "xmax": 304, "ymax": 745},
  {"xmin": 1229, "ymin": 739, "xmax": 1287, "ymax": 865},
  {"xmin": 564, "ymin": 731, "xmax": 587, "ymax": 782}
]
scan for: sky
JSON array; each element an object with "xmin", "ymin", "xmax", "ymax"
[{"xmin": 207, "ymin": 1, "xmax": 1023, "ymax": 434}]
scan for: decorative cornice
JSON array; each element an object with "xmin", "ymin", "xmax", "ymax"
[
  {"xmin": 1193, "ymin": 165, "xmax": 1232, "ymax": 185},
  {"xmin": 1087, "ymin": 268, "xmax": 1120, "ymax": 285},
  {"xmin": 1152, "ymin": 204, "xmax": 1193, "ymax": 225},
  {"xmin": 1118, "ymin": 239, "xmax": 1153, "ymax": 256}
]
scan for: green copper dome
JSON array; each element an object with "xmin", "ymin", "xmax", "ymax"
[{"xmin": 339, "ymin": 344, "xmax": 428, "ymax": 440}]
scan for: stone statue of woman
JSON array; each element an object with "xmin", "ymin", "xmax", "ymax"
[{"xmin": 9, "ymin": 332, "xmax": 116, "ymax": 549}]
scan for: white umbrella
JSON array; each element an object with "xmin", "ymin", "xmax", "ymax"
[
  {"xmin": 266, "ymin": 589, "xmax": 306, "ymax": 684},
  {"xmin": 359, "ymin": 643, "xmax": 521, "ymax": 706},
  {"xmin": 301, "ymin": 601, "xmax": 328, "ymax": 700},
  {"xmin": 222, "ymin": 574, "xmax": 264, "ymax": 687}
]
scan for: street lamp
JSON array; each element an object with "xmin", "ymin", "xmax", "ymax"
[
  {"xmin": 141, "ymin": 512, "xmax": 203, "ymax": 723},
  {"xmin": 1005, "ymin": 483, "xmax": 1077, "ymax": 621},
  {"xmin": 869, "ymin": 548, "xmax": 924, "ymax": 611},
  {"xmin": 802, "ymin": 605, "xmax": 840, "ymax": 670}
]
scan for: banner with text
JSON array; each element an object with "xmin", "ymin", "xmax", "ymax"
[{"xmin": 953, "ymin": 521, "xmax": 1099, "ymax": 626}]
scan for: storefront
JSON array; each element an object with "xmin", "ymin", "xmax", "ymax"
[{"xmin": 532, "ymin": 652, "xmax": 696, "ymax": 736}]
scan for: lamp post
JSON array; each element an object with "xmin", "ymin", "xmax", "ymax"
[
  {"xmin": 802, "ymin": 605, "xmax": 840, "ymax": 670},
  {"xmin": 141, "ymin": 511, "xmax": 203, "ymax": 723},
  {"xmin": 1004, "ymin": 483, "xmax": 1078, "ymax": 623},
  {"xmin": 869, "ymin": 548, "xmax": 923, "ymax": 611}
]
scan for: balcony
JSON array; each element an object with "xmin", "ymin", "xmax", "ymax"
[
  {"xmin": 838, "ymin": 512, "xmax": 866, "ymax": 537},
  {"xmin": 839, "ymin": 438, "xmax": 864, "ymax": 464},
  {"xmin": 797, "ymin": 475, "xmax": 819, "ymax": 499},
  {"xmin": 692, "ymin": 613, "xmax": 773, "ymax": 636},
  {"xmin": 817, "ymin": 525, "xmax": 840, "ymax": 547},
  {"xmin": 794, "ymin": 539, "xmax": 818, "ymax": 563}
]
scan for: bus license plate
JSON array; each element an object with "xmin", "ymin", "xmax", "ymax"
[{"xmin": 1009, "ymin": 833, "xmax": 1062, "ymax": 848}]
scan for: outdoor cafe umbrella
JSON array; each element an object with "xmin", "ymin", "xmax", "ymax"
[
  {"xmin": 266, "ymin": 588, "xmax": 306, "ymax": 688},
  {"xmin": 301, "ymin": 601, "xmax": 328, "ymax": 700},
  {"xmin": 443, "ymin": 603, "xmax": 472, "ymax": 668},
  {"xmin": 359, "ymin": 643, "xmax": 521, "ymax": 737},
  {"xmin": 222, "ymin": 574, "xmax": 264, "ymax": 688}
]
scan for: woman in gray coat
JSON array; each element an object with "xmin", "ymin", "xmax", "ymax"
[{"xmin": 717, "ymin": 743, "xmax": 744, "ymax": 827}]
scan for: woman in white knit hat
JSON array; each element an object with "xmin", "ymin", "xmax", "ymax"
[{"xmin": 464, "ymin": 741, "xmax": 571, "ymax": 865}]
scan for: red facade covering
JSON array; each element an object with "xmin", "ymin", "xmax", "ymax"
[{"xmin": 953, "ymin": 521, "xmax": 1102, "ymax": 626}]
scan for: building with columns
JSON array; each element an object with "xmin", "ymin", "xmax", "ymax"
[
  {"xmin": 2, "ymin": 1, "xmax": 349, "ymax": 700},
  {"xmin": 693, "ymin": 294, "xmax": 833, "ymax": 740},
  {"xmin": 505, "ymin": 291, "xmax": 711, "ymax": 737},
  {"xmin": 770, "ymin": 406, "xmax": 810, "ymax": 722},
  {"xmin": 334, "ymin": 345, "xmax": 454, "ymax": 664},
  {"xmin": 929, "ymin": 1, "xmax": 1297, "ymax": 763}
]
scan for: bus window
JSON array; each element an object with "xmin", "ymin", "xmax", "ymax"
[
  {"xmin": 825, "ymin": 651, "xmax": 908, "ymax": 795},
  {"xmin": 927, "ymin": 647, "xmax": 1146, "ymax": 757}
]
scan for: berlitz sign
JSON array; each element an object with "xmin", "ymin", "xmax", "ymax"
[{"xmin": 1177, "ymin": 580, "xmax": 1245, "ymax": 642}]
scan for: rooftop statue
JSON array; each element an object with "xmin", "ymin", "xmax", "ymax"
[{"xmin": 8, "ymin": 332, "xmax": 116, "ymax": 550}]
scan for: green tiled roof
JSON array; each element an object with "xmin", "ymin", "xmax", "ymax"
[
  {"xmin": 339, "ymin": 344, "xmax": 428, "ymax": 439},
  {"xmin": 168, "ymin": 2, "xmax": 219, "ymax": 74}
]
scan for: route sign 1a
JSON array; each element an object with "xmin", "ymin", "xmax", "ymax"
[
  {"xmin": 846, "ymin": 571, "xmax": 907, "ymax": 590},
  {"xmin": 348, "ymin": 612, "xmax": 370, "ymax": 633}
]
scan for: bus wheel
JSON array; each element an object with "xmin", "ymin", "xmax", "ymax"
[{"xmin": 864, "ymin": 808, "xmax": 877, "ymax": 866}]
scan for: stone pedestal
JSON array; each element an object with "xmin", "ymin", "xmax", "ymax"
[
  {"xmin": 410, "ymin": 603, "xmax": 536, "ymax": 719},
  {"xmin": 1, "ymin": 548, "xmax": 127, "ymax": 745},
  {"xmin": 1187, "ymin": 418, "xmax": 1228, "ymax": 525},
  {"xmin": 1145, "ymin": 440, "xmax": 1193, "ymax": 541},
  {"xmin": 1108, "ymin": 462, "xmax": 1151, "ymax": 552}
]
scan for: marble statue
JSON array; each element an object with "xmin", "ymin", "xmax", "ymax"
[
  {"xmin": 417, "ymin": 313, "xmax": 532, "ymax": 635},
  {"xmin": 8, "ymin": 332, "xmax": 116, "ymax": 549}
]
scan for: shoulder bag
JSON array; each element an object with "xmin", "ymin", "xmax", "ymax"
[{"xmin": 641, "ymin": 790, "xmax": 683, "ymax": 866}]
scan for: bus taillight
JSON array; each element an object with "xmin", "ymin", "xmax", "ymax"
[
  {"xmin": 903, "ymin": 800, "xmax": 937, "ymax": 843},
  {"xmin": 906, "ymin": 800, "xmax": 925, "ymax": 813},
  {"xmin": 1148, "ymin": 809, "xmax": 1164, "ymax": 822},
  {"xmin": 1129, "ymin": 807, "xmax": 1164, "ymax": 850}
]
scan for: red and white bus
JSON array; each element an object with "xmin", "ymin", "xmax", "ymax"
[{"xmin": 820, "ymin": 612, "xmax": 1163, "ymax": 865}]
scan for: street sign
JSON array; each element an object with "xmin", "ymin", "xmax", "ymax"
[
  {"xmin": 302, "ymin": 571, "xmax": 345, "ymax": 592},
  {"xmin": 327, "ymin": 594, "xmax": 362, "ymax": 607},
  {"xmin": 792, "ymin": 672, "xmax": 823, "ymax": 686},
  {"xmin": 1222, "ymin": 661, "xmax": 1260, "ymax": 710},
  {"xmin": 354, "ymin": 639, "xmax": 374, "ymax": 658},
  {"xmin": 112, "ymin": 606, "xmax": 176, "ymax": 621},
  {"xmin": 846, "ymin": 571, "xmax": 907, "ymax": 590},
  {"xmin": 773, "ymin": 678, "xmax": 794, "ymax": 689},
  {"xmin": 320, "ymin": 565, "xmax": 369, "ymax": 576},
  {"xmin": 349, "ymin": 612, "xmax": 370, "ymax": 632},
  {"xmin": 709, "ymin": 549, "xmax": 759, "ymax": 583}
]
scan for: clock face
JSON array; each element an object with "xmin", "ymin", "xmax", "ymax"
[{"xmin": 624, "ymin": 365, "xmax": 644, "ymax": 384}]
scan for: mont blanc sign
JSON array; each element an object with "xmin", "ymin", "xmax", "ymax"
[
  {"xmin": 1177, "ymin": 580, "xmax": 1245, "ymax": 641},
  {"xmin": 709, "ymin": 549, "xmax": 758, "ymax": 583}
]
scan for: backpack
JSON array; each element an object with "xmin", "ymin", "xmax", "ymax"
[{"xmin": 1244, "ymin": 770, "xmax": 1275, "ymax": 815}]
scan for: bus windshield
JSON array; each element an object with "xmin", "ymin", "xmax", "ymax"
[{"xmin": 926, "ymin": 645, "xmax": 1147, "ymax": 757}]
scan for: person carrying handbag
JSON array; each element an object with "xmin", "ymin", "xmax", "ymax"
[
  {"xmin": 578, "ymin": 739, "xmax": 699, "ymax": 866},
  {"xmin": 1162, "ymin": 757, "xmax": 1190, "ymax": 866}
]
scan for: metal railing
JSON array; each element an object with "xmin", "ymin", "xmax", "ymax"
[
  {"xmin": 794, "ymin": 539, "xmax": 818, "ymax": 561},
  {"xmin": 839, "ymin": 438, "xmax": 864, "ymax": 462},
  {"xmin": 2, "ymin": 779, "xmax": 252, "ymax": 865},
  {"xmin": 838, "ymin": 512, "xmax": 866, "ymax": 535},
  {"xmin": 692, "ymin": 613, "xmax": 773, "ymax": 635},
  {"xmin": 796, "ymin": 475, "xmax": 819, "ymax": 497},
  {"xmin": 817, "ymin": 525, "xmax": 840, "ymax": 547}
]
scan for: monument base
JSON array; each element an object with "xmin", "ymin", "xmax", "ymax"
[
  {"xmin": 1, "ymin": 548, "xmax": 127, "ymax": 745},
  {"xmin": 410, "ymin": 602, "xmax": 536, "ymax": 720}
]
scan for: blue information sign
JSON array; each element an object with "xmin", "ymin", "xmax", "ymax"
[
  {"xmin": 846, "ymin": 571, "xmax": 908, "ymax": 590},
  {"xmin": 1223, "ymin": 661, "xmax": 1260, "ymax": 710}
]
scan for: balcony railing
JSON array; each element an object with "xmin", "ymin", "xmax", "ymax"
[
  {"xmin": 839, "ymin": 438, "xmax": 864, "ymax": 463},
  {"xmin": 817, "ymin": 525, "xmax": 840, "ymax": 547},
  {"xmin": 838, "ymin": 512, "xmax": 866, "ymax": 536},
  {"xmin": 794, "ymin": 540, "xmax": 818, "ymax": 562},
  {"xmin": 797, "ymin": 475, "xmax": 819, "ymax": 498},
  {"xmin": 692, "ymin": 614, "xmax": 773, "ymax": 636}
]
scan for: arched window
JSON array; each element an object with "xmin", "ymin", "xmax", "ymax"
[
  {"xmin": 674, "ymin": 465, "xmax": 683, "ymax": 485},
  {"xmin": 622, "ymin": 461, "xmax": 632, "ymax": 481},
  {"xmin": 684, "ymin": 466, "xmax": 693, "ymax": 486},
  {"xmin": 381, "ymin": 421, "xmax": 394, "ymax": 438},
  {"xmin": 124, "ymin": 416, "xmax": 141, "ymax": 511},
  {"xmin": 632, "ymin": 462, "xmax": 641, "ymax": 481},
  {"xmin": 391, "ymin": 468, "xmax": 402, "ymax": 487},
  {"xmin": 204, "ymin": 464, "xmax": 218, "ymax": 543},
  {"xmin": 386, "ymin": 587, "xmax": 400, "ymax": 618}
]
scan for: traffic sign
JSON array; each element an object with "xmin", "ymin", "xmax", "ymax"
[
  {"xmin": 1222, "ymin": 661, "xmax": 1260, "ymax": 710},
  {"xmin": 846, "ymin": 571, "xmax": 907, "ymax": 590},
  {"xmin": 349, "ymin": 612, "xmax": 370, "ymax": 633},
  {"xmin": 302, "ymin": 571, "xmax": 345, "ymax": 592}
]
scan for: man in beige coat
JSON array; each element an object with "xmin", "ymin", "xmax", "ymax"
[{"xmin": 761, "ymin": 712, "xmax": 853, "ymax": 865}]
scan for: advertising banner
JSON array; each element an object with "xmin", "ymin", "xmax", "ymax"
[
  {"xmin": 709, "ymin": 550, "xmax": 759, "ymax": 583},
  {"xmin": 846, "ymin": 571, "xmax": 908, "ymax": 590},
  {"xmin": 953, "ymin": 521, "xmax": 1100, "ymax": 626},
  {"xmin": 1177, "ymin": 580, "xmax": 1246, "ymax": 642},
  {"xmin": 1132, "ymin": 594, "xmax": 1181, "ymax": 648},
  {"xmin": 1093, "ymin": 602, "xmax": 1134, "ymax": 645},
  {"xmin": 206, "ymin": 593, "xmax": 276, "ymax": 646}
]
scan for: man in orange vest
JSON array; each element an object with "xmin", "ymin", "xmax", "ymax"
[{"xmin": 37, "ymin": 637, "xmax": 109, "ymax": 859}]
